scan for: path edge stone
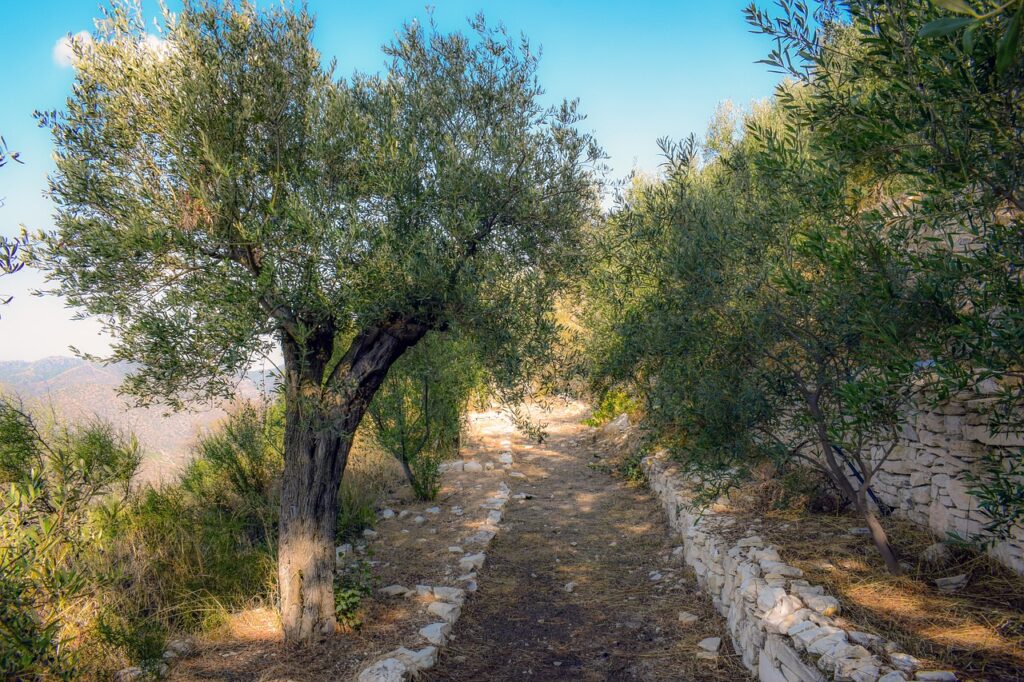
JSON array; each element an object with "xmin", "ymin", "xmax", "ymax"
[{"xmin": 642, "ymin": 453, "xmax": 928, "ymax": 682}]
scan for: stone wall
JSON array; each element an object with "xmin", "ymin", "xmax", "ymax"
[
  {"xmin": 643, "ymin": 454, "xmax": 943, "ymax": 682},
  {"xmin": 861, "ymin": 388, "xmax": 1024, "ymax": 574}
]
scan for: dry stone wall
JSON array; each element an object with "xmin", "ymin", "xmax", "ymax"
[
  {"xmin": 643, "ymin": 454, "xmax": 951, "ymax": 682},
  {"xmin": 862, "ymin": 388, "xmax": 1024, "ymax": 574}
]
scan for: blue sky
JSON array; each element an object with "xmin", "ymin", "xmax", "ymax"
[{"xmin": 0, "ymin": 0, "xmax": 781, "ymax": 361}]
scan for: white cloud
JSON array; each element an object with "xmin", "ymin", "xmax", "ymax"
[{"xmin": 53, "ymin": 31, "xmax": 92, "ymax": 68}]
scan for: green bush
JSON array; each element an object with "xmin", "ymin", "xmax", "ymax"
[
  {"xmin": 368, "ymin": 332, "xmax": 483, "ymax": 500},
  {"xmin": 0, "ymin": 396, "xmax": 140, "ymax": 680}
]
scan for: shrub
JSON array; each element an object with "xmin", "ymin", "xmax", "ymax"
[{"xmin": 0, "ymin": 396, "xmax": 140, "ymax": 680}]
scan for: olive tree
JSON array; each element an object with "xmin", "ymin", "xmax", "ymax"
[{"xmin": 38, "ymin": 1, "xmax": 600, "ymax": 641}]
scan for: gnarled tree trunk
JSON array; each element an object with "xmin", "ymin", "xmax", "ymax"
[{"xmin": 277, "ymin": 321, "xmax": 427, "ymax": 642}]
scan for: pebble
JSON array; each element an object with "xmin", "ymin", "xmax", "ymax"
[
  {"xmin": 448, "ymin": 546, "xmax": 463, "ymax": 553},
  {"xmin": 413, "ymin": 515, "xmax": 426, "ymax": 525},
  {"xmin": 678, "ymin": 611, "xmax": 699, "ymax": 625},
  {"xmin": 379, "ymin": 509, "xmax": 396, "ymax": 519},
  {"xmin": 564, "ymin": 581, "xmax": 577, "ymax": 593}
]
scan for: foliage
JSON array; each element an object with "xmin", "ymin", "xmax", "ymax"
[
  {"xmin": 368, "ymin": 332, "xmax": 483, "ymax": 500},
  {"xmin": 582, "ymin": 389, "xmax": 639, "ymax": 427},
  {"xmin": 333, "ymin": 558, "xmax": 376, "ymax": 631},
  {"xmin": 37, "ymin": 0, "xmax": 602, "ymax": 637},
  {"xmin": 749, "ymin": 0, "xmax": 1024, "ymax": 543},
  {"xmin": 0, "ymin": 397, "xmax": 140, "ymax": 680}
]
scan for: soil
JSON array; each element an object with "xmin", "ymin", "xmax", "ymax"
[{"xmin": 169, "ymin": 401, "xmax": 743, "ymax": 681}]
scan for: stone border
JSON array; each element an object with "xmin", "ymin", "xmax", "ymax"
[
  {"xmin": 356, "ymin": 449, "xmax": 519, "ymax": 681},
  {"xmin": 642, "ymin": 454, "xmax": 957, "ymax": 682}
]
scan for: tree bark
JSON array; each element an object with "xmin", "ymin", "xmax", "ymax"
[
  {"xmin": 857, "ymin": 486, "xmax": 902, "ymax": 575},
  {"xmin": 277, "ymin": 320, "xmax": 428, "ymax": 642}
]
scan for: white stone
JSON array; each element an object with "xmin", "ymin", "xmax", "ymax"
[
  {"xmin": 378, "ymin": 584, "xmax": 409, "ymax": 597},
  {"xmin": 806, "ymin": 594, "xmax": 841, "ymax": 616},
  {"xmin": 426, "ymin": 601, "xmax": 461, "ymax": 624},
  {"xmin": 357, "ymin": 658, "xmax": 408, "ymax": 682},
  {"xmin": 363, "ymin": 528, "xmax": 379, "ymax": 539},
  {"xmin": 459, "ymin": 553, "xmax": 486, "ymax": 571},
  {"xmin": 697, "ymin": 636, "xmax": 721, "ymax": 652},
  {"xmin": 432, "ymin": 586, "xmax": 465, "ymax": 604},
  {"xmin": 888, "ymin": 652, "xmax": 921, "ymax": 673},
  {"xmin": 564, "ymin": 581, "xmax": 577, "ymax": 593},
  {"xmin": 877, "ymin": 673, "xmax": 908, "ymax": 682},
  {"xmin": 463, "ymin": 461, "xmax": 483, "ymax": 473},
  {"xmin": 419, "ymin": 622, "xmax": 451, "ymax": 646},
  {"xmin": 807, "ymin": 630, "xmax": 848, "ymax": 657},
  {"xmin": 498, "ymin": 452, "xmax": 514, "ymax": 464},
  {"xmin": 379, "ymin": 508, "xmax": 396, "ymax": 519},
  {"xmin": 413, "ymin": 515, "xmax": 426, "ymax": 525},
  {"xmin": 114, "ymin": 667, "xmax": 144, "ymax": 682},
  {"xmin": 487, "ymin": 510, "xmax": 502, "ymax": 524},
  {"xmin": 392, "ymin": 646, "xmax": 439, "ymax": 673},
  {"xmin": 678, "ymin": 611, "xmax": 699, "ymax": 625},
  {"xmin": 448, "ymin": 545, "xmax": 463, "ymax": 553},
  {"xmin": 757, "ymin": 585, "xmax": 787, "ymax": 612}
]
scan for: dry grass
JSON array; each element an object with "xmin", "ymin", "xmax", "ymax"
[{"xmin": 745, "ymin": 507, "xmax": 1024, "ymax": 680}]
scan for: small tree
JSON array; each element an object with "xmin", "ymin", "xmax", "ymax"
[
  {"xmin": 0, "ymin": 397, "xmax": 140, "ymax": 679},
  {"xmin": 368, "ymin": 332, "xmax": 481, "ymax": 500},
  {"xmin": 38, "ymin": 1, "xmax": 600, "ymax": 641}
]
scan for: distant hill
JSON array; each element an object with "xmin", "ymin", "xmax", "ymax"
[{"xmin": 0, "ymin": 357, "xmax": 276, "ymax": 484}]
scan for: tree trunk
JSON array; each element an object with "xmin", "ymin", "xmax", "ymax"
[
  {"xmin": 857, "ymin": 487, "xmax": 902, "ymax": 575},
  {"xmin": 277, "ymin": 320, "xmax": 429, "ymax": 642},
  {"xmin": 278, "ymin": 403, "xmax": 349, "ymax": 641}
]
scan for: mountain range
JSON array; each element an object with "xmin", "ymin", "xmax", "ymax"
[{"xmin": 0, "ymin": 356, "xmax": 275, "ymax": 484}]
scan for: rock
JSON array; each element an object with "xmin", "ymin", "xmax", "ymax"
[
  {"xmin": 498, "ymin": 452, "xmax": 514, "ymax": 464},
  {"xmin": 914, "ymin": 671, "xmax": 957, "ymax": 681},
  {"xmin": 451, "ymin": 506, "xmax": 464, "ymax": 516},
  {"xmin": 760, "ymin": 560, "xmax": 803, "ymax": 578},
  {"xmin": 459, "ymin": 553, "xmax": 486, "ymax": 572},
  {"xmin": 697, "ymin": 637, "xmax": 721, "ymax": 655},
  {"xmin": 889, "ymin": 652, "xmax": 922, "ymax": 673},
  {"xmin": 420, "ymin": 622, "xmax": 452, "ymax": 646},
  {"xmin": 463, "ymin": 461, "xmax": 483, "ymax": 473},
  {"xmin": 392, "ymin": 646, "xmax": 439, "ymax": 674},
  {"xmin": 601, "ymin": 413, "xmax": 631, "ymax": 435},
  {"xmin": 413, "ymin": 515, "xmax": 426, "ymax": 525},
  {"xmin": 425, "ymin": 506, "xmax": 441, "ymax": 514},
  {"xmin": 164, "ymin": 638, "xmax": 196, "ymax": 658},
  {"xmin": 379, "ymin": 584, "xmax": 409, "ymax": 597},
  {"xmin": 465, "ymin": 530, "xmax": 494, "ymax": 545},
  {"xmin": 448, "ymin": 546, "xmax": 463, "ymax": 553},
  {"xmin": 427, "ymin": 600, "xmax": 461, "ymax": 624},
  {"xmin": 360, "ymin": 655, "xmax": 407, "ymax": 679},
  {"xmin": 398, "ymin": 510, "xmax": 410, "ymax": 519},
  {"xmin": 487, "ymin": 510, "xmax": 502, "ymax": 524},
  {"xmin": 379, "ymin": 508, "xmax": 396, "ymax": 519},
  {"xmin": 757, "ymin": 585, "xmax": 787, "ymax": 612},
  {"xmin": 335, "ymin": 543, "xmax": 353, "ymax": 566},
  {"xmin": 678, "ymin": 611, "xmax": 699, "ymax": 625},
  {"xmin": 807, "ymin": 630, "xmax": 848, "ymax": 657},
  {"xmin": 806, "ymin": 594, "xmax": 841, "ymax": 616},
  {"xmin": 363, "ymin": 528, "xmax": 379, "ymax": 539},
  {"xmin": 848, "ymin": 527, "xmax": 871, "ymax": 535},
  {"xmin": 848, "ymin": 631, "xmax": 884, "ymax": 651},
  {"xmin": 878, "ymin": 672, "xmax": 909, "ymax": 682},
  {"xmin": 736, "ymin": 535, "xmax": 764, "ymax": 547},
  {"xmin": 509, "ymin": 471, "xmax": 527, "ymax": 479},
  {"xmin": 114, "ymin": 667, "xmax": 145, "ymax": 682},
  {"xmin": 934, "ymin": 574, "xmax": 968, "ymax": 593},
  {"xmin": 649, "ymin": 571, "xmax": 663, "ymax": 581},
  {"xmin": 920, "ymin": 542, "xmax": 953, "ymax": 567},
  {"xmin": 564, "ymin": 581, "xmax": 577, "ymax": 593},
  {"xmin": 432, "ymin": 586, "xmax": 465, "ymax": 604}
]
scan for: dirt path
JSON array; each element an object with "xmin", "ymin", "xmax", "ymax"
[{"xmin": 423, "ymin": 402, "xmax": 746, "ymax": 681}]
